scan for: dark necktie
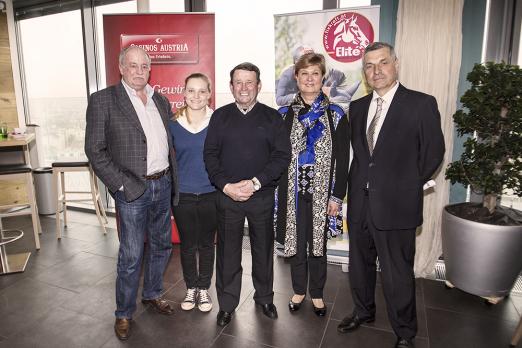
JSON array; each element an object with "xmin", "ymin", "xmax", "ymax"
[{"xmin": 367, "ymin": 97, "xmax": 383, "ymax": 155}]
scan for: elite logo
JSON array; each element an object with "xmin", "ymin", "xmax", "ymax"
[{"xmin": 323, "ymin": 12, "xmax": 374, "ymax": 63}]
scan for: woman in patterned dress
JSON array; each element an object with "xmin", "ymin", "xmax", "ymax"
[{"xmin": 275, "ymin": 53, "xmax": 350, "ymax": 316}]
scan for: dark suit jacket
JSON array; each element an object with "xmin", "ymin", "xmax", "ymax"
[
  {"xmin": 348, "ymin": 84, "xmax": 445, "ymax": 230},
  {"xmin": 85, "ymin": 82, "xmax": 178, "ymax": 204}
]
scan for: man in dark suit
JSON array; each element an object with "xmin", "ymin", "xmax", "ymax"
[
  {"xmin": 85, "ymin": 46, "xmax": 178, "ymax": 341},
  {"xmin": 337, "ymin": 42, "xmax": 445, "ymax": 348}
]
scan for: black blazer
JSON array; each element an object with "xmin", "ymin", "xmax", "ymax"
[
  {"xmin": 85, "ymin": 82, "xmax": 178, "ymax": 204},
  {"xmin": 348, "ymin": 84, "xmax": 445, "ymax": 230}
]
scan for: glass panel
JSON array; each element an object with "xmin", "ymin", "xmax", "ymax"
[
  {"xmin": 19, "ymin": 10, "xmax": 90, "ymax": 195},
  {"xmin": 149, "ymin": 0, "xmax": 185, "ymax": 12},
  {"xmin": 207, "ymin": 0, "xmax": 322, "ymax": 107},
  {"xmin": 519, "ymin": 18, "xmax": 522, "ymax": 66},
  {"xmin": 500, "ymin": 19, "xmax": 522, "ymax": 210},
  {"xmin": 339, "ymin": 0, "xmax": 372, "ymax": 8},
  {"xmin": 95, "ymin": 1, "xmax": 137, "ymax": 89}
]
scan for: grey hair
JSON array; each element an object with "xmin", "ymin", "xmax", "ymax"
[
  {"xmin": 292, "ymin": 44, "xmax": 314, "ymax": 63},
  {"xmin": 364, "ymin": 42, "xmax": 397, "ymax": 60},
  {"xmin": 118, "ymin": 46, "xmax": 151, "ymax": 66}
]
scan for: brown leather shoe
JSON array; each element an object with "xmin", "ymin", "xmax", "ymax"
[
  {"xmin": 141, "ymin": 297, "xmax": 174, "ymax": 315},
  {"xmin": 114, "ymin": 318, "xmax": 131, "ymax": 340}
]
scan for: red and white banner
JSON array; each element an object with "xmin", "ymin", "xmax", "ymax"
[{"xmin": 103, "ymin": 13, "xmax": 215, "ymax": 112}]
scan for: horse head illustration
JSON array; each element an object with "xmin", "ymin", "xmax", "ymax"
[{"xmin": 333, "ymin": 15, "xmax": 370, "ymax": 50}]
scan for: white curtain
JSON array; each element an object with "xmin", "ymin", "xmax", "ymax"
[{"xmin": 395, "ymin": 0, "xmax": 463, "ymax": 277}]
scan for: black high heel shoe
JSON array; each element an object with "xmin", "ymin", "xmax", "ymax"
[
  {"xmin": 288, "ymin": 295, "xmax": 305, "ymax": 312},
  {"xmin": 312, "ymin": 299, "xmax": 327, "ymax": 317}
]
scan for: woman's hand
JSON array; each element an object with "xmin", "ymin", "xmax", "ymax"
[{"xmin": 327, "ymin": 200, "xmax": 341, "ymax": 217}]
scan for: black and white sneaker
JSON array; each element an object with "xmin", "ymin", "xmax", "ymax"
[
  {"xmin": 198, "ymin": 288, "xmax": 213, "ymax": 312},
  {"xmin": 181, "ymin": 288, "xmax": 197, "ymax": 311}
]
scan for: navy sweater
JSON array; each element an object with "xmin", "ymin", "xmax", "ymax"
[
  {"xmin": 203, "ymin": 102, "xmax": 291, "ymax": 193},
  {"xmin": 169, "ymin": 120, "xmax": 215, "ymax": 194}
]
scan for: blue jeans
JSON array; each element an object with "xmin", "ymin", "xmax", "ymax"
[{"xmin": 113, "ymin": 174, "xmax": 172, "ymax": 319}]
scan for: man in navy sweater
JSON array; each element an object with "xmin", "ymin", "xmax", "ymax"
[{"xmin": 204, "ymin": 62, "xmax": 291, "ymax": 327}]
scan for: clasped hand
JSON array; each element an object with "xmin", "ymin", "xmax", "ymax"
[
  {"xmin": 223, "ymin": 180, "xmax": 254, "ymax": 202},
  {"xmin": 327, "ymin": 200, "xmax": 341, "ymax": 217}
]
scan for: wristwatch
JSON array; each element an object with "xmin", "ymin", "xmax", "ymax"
[{"xmin": 251, "ymin": 177, "xmax": 261, "ymax": 191}]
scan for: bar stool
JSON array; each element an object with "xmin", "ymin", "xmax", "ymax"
[
  {"xmin": 0, "ymin": 221, "xmax": 31, "ymax": 274},
  {"xmin": 52, "ymin": 161, "xmax": 108, "ymax": 239},
  {"xmin": 0, "ymin": 164, "xmax": 41, "ymax": 250}
]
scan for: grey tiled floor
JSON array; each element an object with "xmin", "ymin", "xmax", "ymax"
[{"xmin": 0, "ymin": 212, "xmax": 520, "ymax": 347}]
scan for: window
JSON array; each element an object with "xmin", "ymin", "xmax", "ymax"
[
  {"xmin": 207, "ymin": 0, "xmax": 322, "ymax": 107},
  {"xmin": 18, "ymin": 1, "xmax": 138, "ymax": 208},
  {"xmin": 149, "ymin": 0, "xmax": 185, "ymax": 13},
  {"xmin": 339, "ymin": 0, "xmax": 372, "ymax": 8},
  {"xmin": 500, "ymin": 17, "xmax": 522, "ymax": 211},
  {"xmin": 19, "ymin": 10, "xmax": 87, "ymax": 166},
  {"xmin": 95, "ymin": 1, "xmax": 137, "ymax": 89}
]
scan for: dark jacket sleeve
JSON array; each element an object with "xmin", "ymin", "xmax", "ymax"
[
  {"xmin": 84, "ymin": 90, "xmax": 125, "ymax": 193},
  {"xmin": 256, "ymin": 111, "xmax": 292, "ymax": 187},
  {"xmin": 203, "ymin": 110, "xmax": 227, "ymax": 190},
  {"xmin": 331, "ymin": 113, "xmax": 350, "ymax": 201},
  {"xmin": 419, "ymin": 96, "xmax": 445, "ymax": 182}
]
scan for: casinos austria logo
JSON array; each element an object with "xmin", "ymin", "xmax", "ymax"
[
  {"xmin": 121, "ymin": 34, "xmax": 199, "ymax": 64},
  {"xmin": 323, "ymin": 12, "xmax": 374, "ymax": 63}
]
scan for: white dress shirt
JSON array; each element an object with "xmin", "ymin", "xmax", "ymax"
[
  {"xmin": 236, "ymin": 101, "xmax": 257, "ymax": 115},
  {"xmin": 121, "ymin": 79, "xmax": 169, "ymax": 175},
  {"xmin": 365, "ymin": 81, "xmax": 400, "ymax": 149}
]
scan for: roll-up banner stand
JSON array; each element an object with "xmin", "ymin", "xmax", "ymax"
[{"xmin": 274, "ymin": 7, "xmax": 379, "ymax": 267}]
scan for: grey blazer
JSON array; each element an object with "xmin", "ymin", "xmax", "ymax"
[{"xmin": 85, "ymin": 82, "xmax": 179, "ymax": 204}]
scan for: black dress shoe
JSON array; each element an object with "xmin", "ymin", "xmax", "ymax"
[
  {"xmin": 312, "ymin": 303, "xmax": 327, "ymax": 317},
  {"xmin": 337, "ymin": 314, "xmax": 375, "ymax": 333},
  {"xmin": 257, "ymin": 303, "xmax": 278, "ymax": 319},
  {"xmin": 216, "ymin": 310, "xmax": 233, "ymax": 327},
  {"xmin": 312, "ymin": 299, "xmax": 326, "ymax": 317},
  {"xmin": 288, "ymin": 296, "xmax": 305, "ymax": 312},
  {"xmin": 394, "ymin": 337, "xmax": 414, "ymax": 348}
]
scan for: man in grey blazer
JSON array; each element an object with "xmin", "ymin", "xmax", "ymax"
[{"xmin": 85, "ymin": 46, "xmax": 178, "ymax": 341}]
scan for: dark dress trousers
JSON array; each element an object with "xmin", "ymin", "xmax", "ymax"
[
  {"xmin": 204, "ymin": 102, "xmax": 291, "ymax": 313},
  {"xmin": 347, "ymin": 84, "xmax": 445, "ymax": 339}
]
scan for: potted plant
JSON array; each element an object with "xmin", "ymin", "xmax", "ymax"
[{"xmin": 442, "ymin": 61, "xmax": 522, "ymax": 303}]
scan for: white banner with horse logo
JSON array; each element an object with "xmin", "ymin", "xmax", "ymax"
[{"xmin": 274, "ymin": 6, "xmax": 380, "ymax": 112}]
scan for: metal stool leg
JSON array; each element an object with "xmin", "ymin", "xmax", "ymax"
[
  {"xmin": 53, "ymin": 168, "xmax": 62, "ymax": 239},
  {"xmin": 61, "ymin": 171, "xmax": 67, "ymax": 228},
  {"xmin": 93, "ymin": 176, "xmax": 108, "ymax": 224},
  {"xmin": 0, "ymin": 219, "xmax": 7, "ymax": 273},
  {"xmin": 25, "ymin": 172, "xmax": 41, "ymax": 250},
  {"xmin": 89, "ymin": 168, "xmax": 107, "ymax": 234}
]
